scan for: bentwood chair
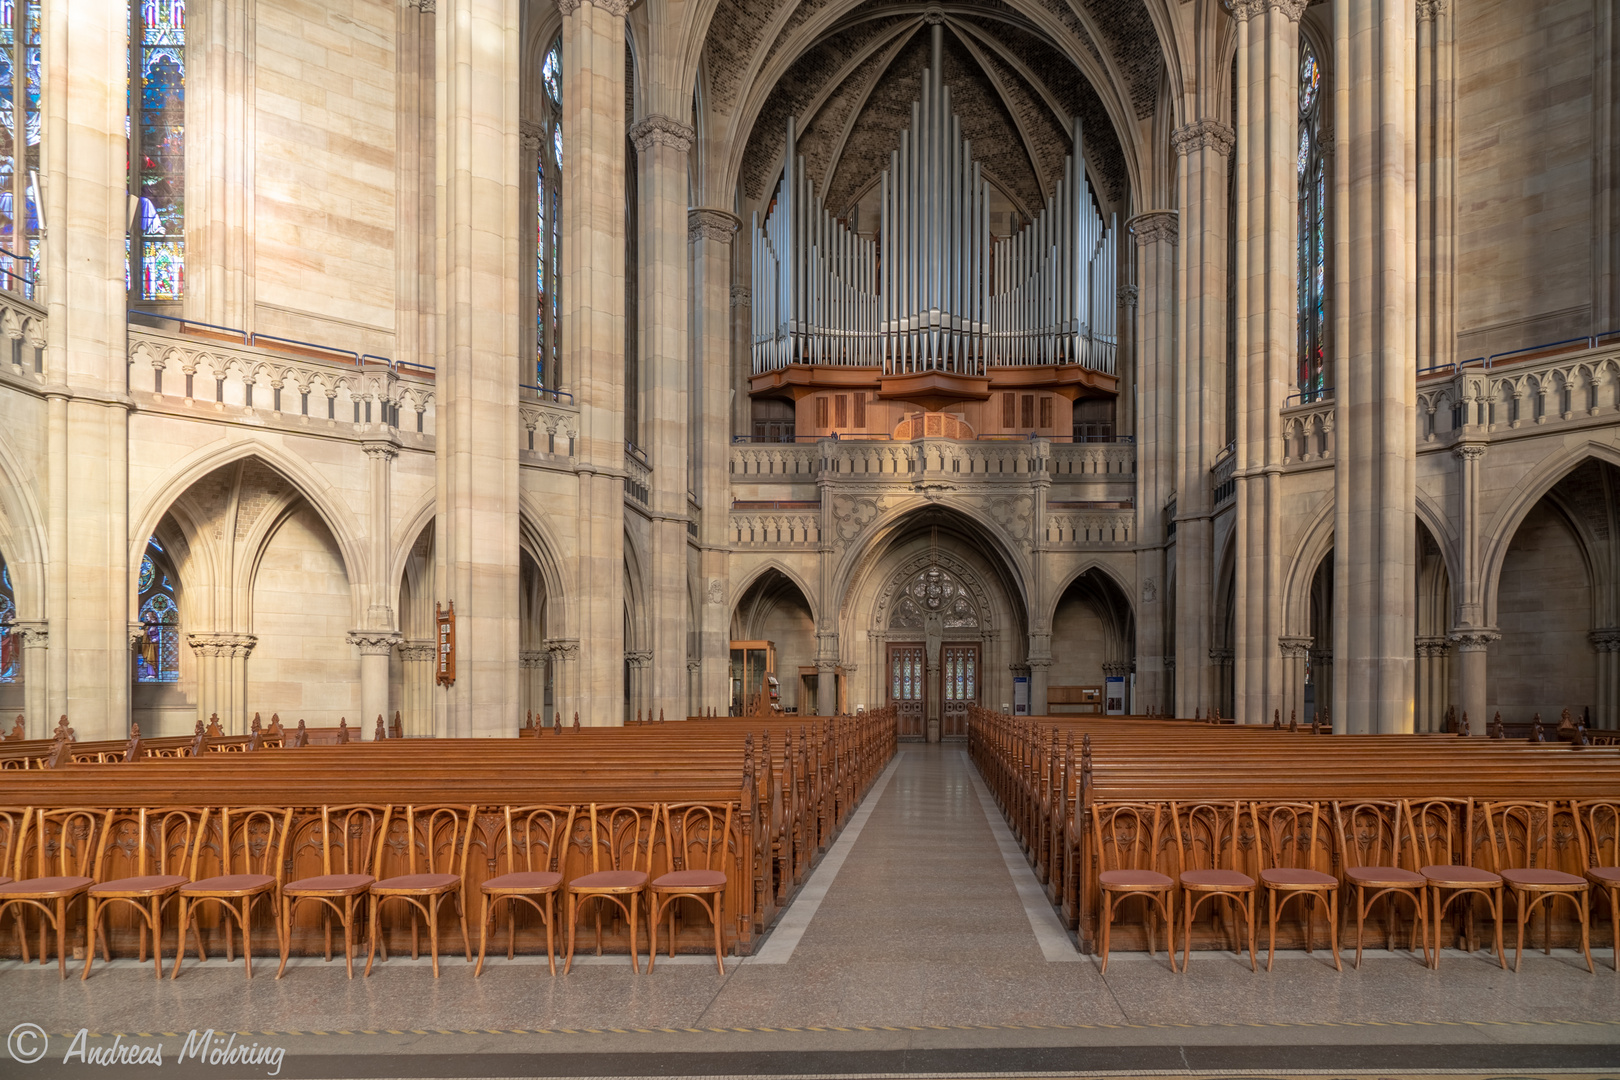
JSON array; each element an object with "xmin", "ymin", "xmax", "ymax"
[
  {"xmin": 1171, "ymin": 800, "xmax": 1256, "ymax": 971},
  {"xmin": 365, "ymin": 804, "xmax": 475, "ymax": 978},
  {"xmin": 276, "ymin": 804, "xmax": 389, "ymax": 979},
  {"xmin": 0, "ymin": 807, "xmax": 22, "ymax": 948},
  {"xmin": 1250, "ymin": 801, "xmax": 1341, "ymax": 972},
  {"xmin": 172, "ymin": 805, "xmax": 294, "ymax": 979},
  {"xmin": 1484, "ymin": 800, "xmax": 1594, "ymax": 973},
  {"xmin": 563, "ymin": 802, "xmax": 652, "ymax": 973},
  {"xmin": 83, "ymin": 806, "xmax": 207, "ymax": 979},
  {"xmin": 475, "ymin": 804, "xmax": 574, "ymax": 976},
  {"xmin": 1091, "ymin": 801, "xmax": 1176, "ymax": 972},
  {"xmin": 648, "ymin": 802, "xmax": 734, "ymax": 974},
  {"xmin": 1574, "ymin": 800, "xmax": 1620, "ymax": 971},
  {"xmin": 1332, "ymin": 800, "xmax": 1429, "ymax": 968},
  {"xmin": 1407, "ymin": 797, "xmax": 1505, "ymax": 969},
  {"xmin": 0, "ymin": 808, "xmax": 109, "ymax": 977}
]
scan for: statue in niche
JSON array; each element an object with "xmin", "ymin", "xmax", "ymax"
[{"xmin": 925, "ymin": 608, "xmax": 943, "ymax": 666}]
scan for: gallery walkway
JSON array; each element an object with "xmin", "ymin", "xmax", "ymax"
[{"xmin": 6, "ymin": 746, "xmax": 1618, "ymax": 1079}]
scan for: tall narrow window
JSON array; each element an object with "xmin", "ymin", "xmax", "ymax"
[
  {"xmin": 130, "ymin": 0, "xmax": 185, "ymax": 301},
  {"xmin": 135, "ymin": 539, "xmax": 179, "ymax": 683},
  {"xmin": 1296, "ymin": 40, "xmax": 1327, "ymax": 401},
  {"xmin": 535, "ymin": 36, "xmax": 562, "ymax": 387},
  {"xmin": 0, "ymin": 551, "xmax": 17, "ymax": 683},
  {"xmin": 0, "ymin": 0, "xmax": 41, "ymax": 299}
]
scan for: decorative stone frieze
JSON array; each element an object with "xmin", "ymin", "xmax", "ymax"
[
  {"xmin": 1170, "ymin": 119, "xmax": 1235, "ymax": 158},
  {"xmin": 628, "ymin": 115, "xmax": 695, "ymax": 156}
]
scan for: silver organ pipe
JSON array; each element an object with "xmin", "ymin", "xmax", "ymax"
[{"xmin": 749, "ymin": 41, "xmax": 1117, "ymax": 380}]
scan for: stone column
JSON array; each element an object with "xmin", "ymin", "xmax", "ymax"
[
  {"xmin": 692, "ymin": 209, "xmax": 741, "ymax": 714},
  {"xmin": 1415, "ymin": 0, "xmax": 1455, "ymax": 375},
  {"xmin": 188, "ymin": 0, "xmax": 254, "ymax": 328},
  {"xmin": 185, "ymin": 633, "xmax": 256, "ymax": 733},
  {"xmin": 625, "ymin": 651, "xmax": 651, "ymax": 721},
  {"xmin": 16, "ymin": 623, "xmax": 47, "ymax": 736},
  {"xmin": 1231, "ymin": 0, "xmax": 1299, "ymax": 728},
  {"xmin": 1171, "ymin": 117, "xmax": 1233, "ymax": 720},
  {"xmin": 1332, "ymin": 0, "xmax": 1417, "ymax": 733},
  {"xmin": 398, "ymin": 641, "xmax": 435, "ymax": 736},
  {"xmin": 545, "ymin": 637, "xmax": 579, "ymax": 724},
  {"xmin": 631, "ymin": 115, "xmax": 694, "ymax": 719},
  {"xmin": 349, "ymin": 632, "xmax": 399, "ymax": 735},
  {"xmin": 363, "ymin": 442, "xmax": 400, "ymax": 629},
  {"xmin": 1130, "ymin": 212, "xmax": 1176, "ymax": 715},
  {"xmin": 43, "ymin": 0, "xmax": 132, "ymax": 740},
  {"xmin": 1027, "ymin": 653, "xmax": 1052, "ymax": 718},
  {"xmin": 1447, "ymin": 629, "xmax": 1495, "ymax": 735},
  {"xmin": 1278, "ymin": 637, "xmax": 1312, "ymax": 726},
  {"xmin": 815, "ymin": 654, "xmax": 838, "ymax": 718},
  {"xmin": 433, "ymin": 0, "xmax": 523, "ymax": 736},
  {"xmin": 1589, "ymin": 629, "xmax": 1620, "ymax": 730},
  {"xmin": 520, "ymin": 649, "xmax": 545, "ymax": 725},
  {"xmin": 561, "ymin": 0, "xmax": 629, "ymax": 725}
]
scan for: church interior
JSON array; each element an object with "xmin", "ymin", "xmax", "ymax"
[{"xmin": 0, "ymin": 0, "xmax": 1618, "ymax": 1076}]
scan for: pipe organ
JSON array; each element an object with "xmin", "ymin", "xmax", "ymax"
[{"xmin": 751, "ymin": 33, "xmax": 1117, "ymax": 379}]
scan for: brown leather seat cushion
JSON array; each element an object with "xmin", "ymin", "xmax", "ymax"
[
  {"xmin": 1501, "ymin": 867, "xmax": 1585, "ymax": 888},
  {"xmin": 373, "ymin": 873, "xmax": 458, "ymax": 893},
  {"xmin": 1345, "ymin": 865, "xmax": 1424, "ymax": 886},
  {"xmin": 1421, "ymin": 864, "xmax": 1500, "ymax": 886},
  {"xmin": 483, "ymin": 871, "xmax": 563, "ymax": 892},
  {"xmin": 1180, "ymin": 869, "xmax": 1254, "ymax": 889},
  {"xmin": 570, "ymin": 870, "xmax": 648, "ymax": 891},
  {"xmin": 1260, "ymin": 867, "xmax": 1336, "ymax": 888},
  {"xmin": 652, "ymin": 869, "xmax": 727, "ymax": 890},
  {"xmin": 182, "ymin": 873, "xmax": 275, "ymax": 895},
  {"xmin": 0, "ymin": 876, "xmax": 92, "ymax": 897},
  {"xmin": 283, "ymin": 873, "xmax": 374, "ymax": 894},
  {"xmin": 1099, "ymin": 869, "xmax": 1172, "ymax": 890},
  {"xmin": 89, "ymin": 874, "xmax": 187, "ymax": 895}
]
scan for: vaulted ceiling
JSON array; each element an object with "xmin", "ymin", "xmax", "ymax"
[{"xmin": 703, "ymin": 0, "xmax": 1161, "ymax": 221}]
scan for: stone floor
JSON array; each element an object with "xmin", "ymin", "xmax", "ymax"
[{"xmin": 3, "ymin": 745, "xmax": 1617, "ymax": 1079}]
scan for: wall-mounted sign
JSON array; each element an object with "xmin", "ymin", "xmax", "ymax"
[{"xmin": 435, "ymin": 601, "xmax": 455, "ymax": 686}]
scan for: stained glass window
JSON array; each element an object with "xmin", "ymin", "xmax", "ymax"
[
  {"xmin": 129, "ymin": 0, "xmax": 185, "ymax": 301},
  {"xmin": 0, "ymin": 0, "xmax": 41, "ymax": 299},
  {"xmin": 534, "ymin": 36, "xmax": 562, "ymax": 388},
  {"xmin": 135, "ymin": 540, "xmax": 179, "ymax": 683},
  {"xmin": 1297, "ymin": 40, "xmax": 1328, "ymax": 402},
  {"xmin": 0, "ymin": 553, "xmax": 17, "ymax": 683}
]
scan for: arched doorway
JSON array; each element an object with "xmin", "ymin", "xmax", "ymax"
[
  {"xmin": 1050, "ymin": 568, "xmax": 1135, "ymax": 718},
  {"xmin": 730, "ymin": 568, "xmax": 816, "ymax": 715}
]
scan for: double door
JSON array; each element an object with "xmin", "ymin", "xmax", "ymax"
[{"xmin": 887, "ymin": 642, "xmax": 979, "ymax": 739}]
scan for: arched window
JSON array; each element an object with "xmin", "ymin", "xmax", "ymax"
[
  {"xmin": 0, "ymin": 551, "xmax": 17, "ymax": 683},
  {"xmin": 0, "ymin": 0, "xmax": 42, "ymax": 299},
  {"xmin": 135, "ymin": 539, "xmax": 179, "ymax": 683},
  {"xmin": 1296, "ymin": 39, "xmax": 1327, "ymax": 401},
  {"xmin": 534, "ymin": 36, "xmax": 561, "ymax": 387},
  {"xmin": 129, "ymin": 0, "xmax": 185, "ymax": 301}
]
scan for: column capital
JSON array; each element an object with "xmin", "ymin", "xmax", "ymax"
[
  {"xmin": 1102, "ymin": 660, "xmax": 1132, "ymax": 678},
  {"xmin": 1229, "ymin": 0, "xmax": 1308, "ymax": 22},
  {"xmin": 398, "ymin": 641, "xmax": 435, "ymax": 662},
  {"xmin": 1117, "ymin": 284, "xmax": 1139, "ymax": 309},
  {"xmin": 689, "ymin": 208, "xmax": 741, "ymax": 245},
  {"xmin": 362, "ymin": 440, "xmax": 399, "ymax": 462},
  {"xmin": 730, "ymin": 284, "xmax": 752, "ymax": 308},
  {"xmin": 406, "ymin": 0, "xmax": 435, "ymax": 12},
  {"xmin": 347, "ymin": 631, "xmax": 401, "ymax": 655},
  {"xmin": 520, "ymin": 650, "xmax": 546, "ymax": 667},
  {"xmin": 187, "ymin": 632, "xmax": 259, "ymax": 658},
  {"xmin": 545, "ymin": 637, "xmax": 581, "ymax": 659},
  {"xmin": 1447, "ymin": 627, "xmax": 1500, "ymax": 652},
  {"xmin": 1170, "ymin": 119, "xmax": 1235, "ymax": 158},
  {"xmin": 11, "ymin": 620, "xmax": 47, "ymax": 647},
  {"xmin": 558, "ymin": 0, "xmax": 629, "ymax": 17},
  {"xmin": 1277, "ymin": 635, "xmax": 1313, "ymax": 659},
  {"xmin": 1128, "ymin": 211, "xmax": 1178, "ymax": 247},
  {"xmin": 519, "ymin": 119, "xmax": 545, "ymax": 154},
  {"xmin": 1452, "ymin": 441, "xmax": 1488, "ymax": 462},
  {"xmin": 629, "ymin": 114, "xmax": 695, "ymax": 155},
  {"xmin": 1589, "ymin": 628, "xmax": 1620, "ymax": 652},
  {"xmin": 624, "ymin": 650, "xmax": 652, "ymax": 669},
  {"xmin": 1416, "ymin": 0, "xmax": 1447, "ymax": 22}
]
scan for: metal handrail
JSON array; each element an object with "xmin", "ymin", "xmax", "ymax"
[
  {"xmin": 519, "ymin": 383, "xmax": 574, "ymax": 404},
  {"xmin": 1283, "ymin": 387, "xmax": 1334, "ymax": 408},
  {"xmin": 127, "ymin": 309, "xmax": 446, "ymax": 376}
]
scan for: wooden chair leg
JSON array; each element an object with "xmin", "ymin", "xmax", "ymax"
[
  {"xmin": 1265, "ymin": 890, "xmax": 1278, "ymax": 972},
  {"xmin": 544, "ymin": 895, "xmax": 557, "ymax": 977},
  {"xmin": 1327, "ymin": 891, "xmax": 1342, "ymax": 972},
  {"xmin": 1245, "ymin": 892, "xmax": 1256, "ymax": 972},
  {"xmin": 243, "ymin": 897, "xmax": 254, "ymax": 979},
  {"xmin": 428, "ymin": 898, "xmax": 442, "ymax": 978},
  {"xmin": 364, "ymin": 897, "xmax": 382, "ymax": 977},
  {"xmin": 713, "ymin": 896, "xmax": 726, "ymax": 975},
  {"xmin": 1579, "ymin": 891, "xmax": 1594, "ymax": 974},
  {"xmin": 629, "ymin": 894, "xmax": 640, "ymax": 974},
  {"xmin": 78, "ymin": 898, "xmax": 94, "ymax": 980},
  {"xmin": 563, "ymin": 892, "xmax": 577, "ymax": 974},
  {"xmin": 1098, "ymin": 891, "xmax": 1112, "ymax": 974},
  {"xmin": 456, "ymin": 891, "xmax": 471, "ymax": 964},
  {"xmin": 170, "ymin": 899, "xmax": 189, "ymax": 980},
  {"xmin": 276, "ymin": 897, "xmax": 292, "ymax": 979},
  {"xmin": 475, "ymin": 893, "xmax": 491, "ymax": 977}
]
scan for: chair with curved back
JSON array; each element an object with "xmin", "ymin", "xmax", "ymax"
[
  {"xmin": 1574, "ymin": 799, "xmax": 1620, "ymax": 971},
  {"xmin": 276, "ymin": 804, "xmax": 389, "ymax": 979},
  {"xmin": 0, "ymin": 806, "xmax": 108, "ymax": 977},
  {"xmin": 0, "ymin": 807, "xmax": 24, "ymax": 953},
  {"xmin": 1091, "ymin": 800, "xmax": 1176, "ymax": 972},
  {"xmin": 1484, "ymin": 799, "xmax": 1593, "ymax": 973},
  {"xmin": 563, "ymin": 802, "xmax": 653, "ymax": 973},
  {"xmin": 1406, "ymin": 797, "xmax": 1504, "ymax": 969},
  {"xmin": 648, "ymin": 802, "xmax": 734, "ymax": 974},
  {"xmin": 1171, "ymin": 799, "xmax": 1256, "ymax": 971},
  {"xmin": 365, "ymin": 804, "xmax": 476, "ymax": 978},
  {"xmin": 1332, "ymin": 799, "xmax": 1429, "ymax": 968},
  {"xmin": 82, "ymin": 806, "xmax": 206, "ymax": 980},
  {"xmin": 172, "ymin": 805, "xmax": 294, "ymax": 979},
  {"xmin": 1250, "ymin": 800, "xmax": 1340, "ymax": 971},
  {"xmin": 474, "ymin": 804, "xmax": 574, "ymax": 976}
]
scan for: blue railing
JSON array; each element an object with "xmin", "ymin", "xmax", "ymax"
[
  {"xmin": 1283, "ymin": 387, "xmax": 1334, "ymax": 408},
  {"xmin": 520, "ymin": 383, "xmax": 574, "ymax": 404}
]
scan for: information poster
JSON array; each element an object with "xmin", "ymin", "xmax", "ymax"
[
  {"xmin": 1014, "ymin": 675, "xmax": 1029, "ymax": 715},
  {"xmin": 1105, "ymin": 675, "xmax": 1125, "ymax": 715}
]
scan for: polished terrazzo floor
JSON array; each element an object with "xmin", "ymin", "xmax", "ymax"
[{"xmin": 3, "ymin": 745, "xmax": 1617, "ymax": 1078}]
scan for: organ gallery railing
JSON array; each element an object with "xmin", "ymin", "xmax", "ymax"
[{"xmin": 750, "ymin": 24, "xmax": 1116, "ymax": 378}]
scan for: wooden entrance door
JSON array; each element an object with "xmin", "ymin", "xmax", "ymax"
[
  {"xmin": 887, "ymin": 643, "xmax": 925, "ymax": 738},
  {"xmin": 940, "ymin": 643, "xmax": 979, "ymax": 738}
]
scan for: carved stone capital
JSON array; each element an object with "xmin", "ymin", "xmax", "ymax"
[
  {"xmin": 397, "ymin": 642, "xmax": 435, "ymax": 662},
  {"xmin": 1170, "ymin": 119, "xmax": 1235, "ymax": 158},
  {"xmin": 1416, "ymin": 0, "xmax": 1447, "ymax": 22},
  {"xmin": 624, "ymin": 650, "xmax": 652, "ymax": 669},
  {"xmin": 730, "ymin": 284, "xmax": 752, "ymax": 308},
  {"xmin": 1265, "ymin": 0, "xmax": 1309, "ymax": 21},
  {"xmin": 520, "ymin": 650, "xmax": 546, "ymax": 668},
  {"xmin": 520, "ymin": 119, "xmax": 545, "ymax": 154},
  {"xmin": 12, "ymin": 620, "xmax": 47, "ymax": 647},
  {"xmin": 1590, "ymin": 628, "xmax": 1620, "ymax": 653},
  {"xmin": 1452, "ymin": 442, "xmax": 1487, "ymax": 462},
  {"xmin": 1130, "ymin": 211, "xmax": 1178, "ymax": 247},
  {"xmin": 347, "ymin": 631, "xmax": 401, "ymax": 656},
  {"xmin": 1117, "ymin": 284, "xmax": 1139, "ymax": 309},
  {"xmin": 362, "ymin": 440, "xmax": 398, "ymax": 462},
  {"xmin": 1278, "ymin": 635, "xmax": 1313, "ymax": 660},
  {"xmin": 1414, "ymin": 636, "xmax": 1450, "ymax": 659},
  {"xmin": 629, "ymin": 114, "xmax": 694, "ymax": 155},
  {"xmin": 1448, "ymin": 628, "xmax": 1500, "ymax": 652},
  {"xmin": 187, "ymin": 632, "xmax": 259, "ymax": 659},
  {"xmin": 546, "ymin": 637, "xmax": 581, "ymax": 660},
  {"xmin": 558, "ymin": 0, "xmax": 629, "ymax": 16},
  {"xmin": 1102, "ymin": 661, "xmax": 1132, "ymax": 678},
  {"xmin": 689, "ymin": 207, "xmax": 741, "ymax": 245},
  {"xmin": 406, "ymin": 0, "xmax": 435, "ymax": 12}
]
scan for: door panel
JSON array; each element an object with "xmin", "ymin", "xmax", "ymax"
[
  {"xmin": 940, "ymin": 644, "xmax": 979, "ymax": 738},
  {"xmin": 887, "ymin": 643, "xmax": 925, "ymax": 738}
]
